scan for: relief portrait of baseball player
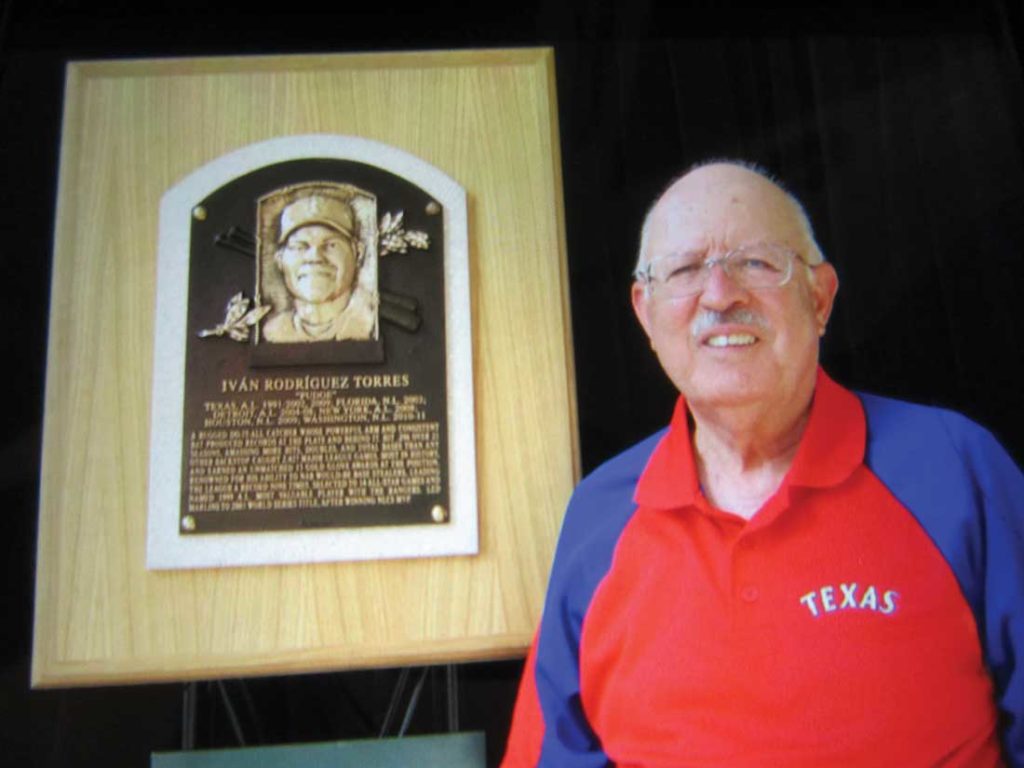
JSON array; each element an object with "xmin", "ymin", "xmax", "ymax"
[{"xmin": 261, "ymin": 186, "xmax": 379, "ymax": 344}]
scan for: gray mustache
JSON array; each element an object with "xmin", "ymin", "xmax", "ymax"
[{"xmin": 691, "ymin": 308, "xmax": 768, "ymax": 338}]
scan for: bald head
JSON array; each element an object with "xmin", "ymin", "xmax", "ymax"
[{"xmin": 636, "ymin": 162, "xmax": 824, "ymax": 273}]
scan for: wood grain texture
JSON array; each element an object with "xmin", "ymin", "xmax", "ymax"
[{"xmin": 33, "ymin": 48, "xmax": 578, "ymax": 687}]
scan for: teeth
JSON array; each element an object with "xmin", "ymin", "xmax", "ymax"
[{"xmin": 706, "ymin": 334, "xmax": 756, "ymax": 347}]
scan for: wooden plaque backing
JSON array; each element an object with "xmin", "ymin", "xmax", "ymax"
[{"xmin": 33, "ymin": 48, "xmax": 578, "ymax": 686}]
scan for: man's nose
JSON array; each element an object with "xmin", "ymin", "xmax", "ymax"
[
  {"xmin": 698, "ymin": 260, "xmax": 747, "ymax": 309},
  {"xmin": 306, "ymin": 243, "xmax": 328, "ymax": 261}
]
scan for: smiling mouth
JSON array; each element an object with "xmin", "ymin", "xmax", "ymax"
[
  {"xmin": 299, "ymin": 267, "xmax": 337, "ymax": 279},
  {"xmin": 705, "ymin": 333, "xmax": 757, "ymax": 348}
]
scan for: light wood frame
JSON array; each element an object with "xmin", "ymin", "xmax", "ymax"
[{"xmin": 33, "ymin": 48, "xmax": 578, "ymax": 686}]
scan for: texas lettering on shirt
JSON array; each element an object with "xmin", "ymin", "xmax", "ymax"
[{"xmin": 798, "ymin": 583, "xmax": 898, "ymax": 617}]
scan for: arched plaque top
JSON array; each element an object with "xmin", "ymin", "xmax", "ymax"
[{"xmin": 166, "ymin": 134, "xmax": 465, "ymax": 210}]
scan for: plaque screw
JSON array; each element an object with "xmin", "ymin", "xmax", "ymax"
[
  {"xmin": 182, "ymin": 515, "xmax": 197, "ymax": 531},
  {"xmin": 425, "ymin": 201, "xmax": 441, "ymax": 215},
  {"xmin": 431, "ymin": 505, "xmax": 448, "ymax": 523},
  {"xmin": 192, "ymin": 206, "xmax": 207, "ymax": 221}
]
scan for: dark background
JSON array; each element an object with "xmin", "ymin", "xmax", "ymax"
[{"xmin": 2, "ymin": 1, "xmax": 1022, "ymax": 766}]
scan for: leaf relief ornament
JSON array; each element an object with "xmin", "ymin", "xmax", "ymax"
[
  {"xmin": 198, "ymin": 292, "xmax": 271, "ymax": 342},
  {"xmin": 379, "ymin": 211, "xmax": 430, "ymax": 255}
]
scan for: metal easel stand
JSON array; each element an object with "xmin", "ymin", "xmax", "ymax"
[
  {"xmin": 378, "ymin": 664, "xmax": 460, "ymax": 738},
  {"xmin": 180, "ymin": 679, "xmax": 256, "ymax": 750},
  {"xmin": 180, "ymin": 664, "xmax": 460, "ymax": 750}
]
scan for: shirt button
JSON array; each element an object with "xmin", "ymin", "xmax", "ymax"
[{"xmin": 740, "ymin": 585, "xmax": 759, "ymax": 602}]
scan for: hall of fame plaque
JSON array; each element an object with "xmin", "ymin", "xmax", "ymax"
[{"xmin": 146, "ymin": 135, "xmax": 475, "ymax": 569}]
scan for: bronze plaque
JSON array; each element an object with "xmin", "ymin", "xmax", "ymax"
[{"xmin": 148, "ymin": 136, "xmax": 475, "ymax": 568}]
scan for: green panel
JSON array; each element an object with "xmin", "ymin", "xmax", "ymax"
[{"xmin": 152, "ymin": 732, "xmax": 485, "ymax": 767}]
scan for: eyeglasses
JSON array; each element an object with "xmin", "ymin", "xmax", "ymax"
[{"xmin": 634, "ymin": 242, "xmax": 808, "ymax": 299}]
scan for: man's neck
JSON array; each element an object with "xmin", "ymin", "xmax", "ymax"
[{"xmin": 689, "ymin": 392, "xmax": 813, "ymax": 521}]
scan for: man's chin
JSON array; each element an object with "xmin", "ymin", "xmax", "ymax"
[
  {"xmin": 688, "ymin": 388, "xmax": 766, "ymax": 410},
  {"xmin": 678, "ymin": 370, "xmax": 777, "ymax": 408}
]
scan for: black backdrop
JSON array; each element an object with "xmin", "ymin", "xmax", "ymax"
[
  {"xmin": 557, "ymin": 26, "xmax": 1024, "ymax": 467},
  {"xmin": 2, "ymin": 2, "xmax": 1022, "ymax": 766}
]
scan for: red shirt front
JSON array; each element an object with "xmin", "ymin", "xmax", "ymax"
[{"xmin": 505, "ymin": 371, "xmax": 1008, "ymax": 767}]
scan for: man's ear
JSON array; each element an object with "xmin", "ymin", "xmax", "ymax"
[
  {"xmin": 631, "ymin": 281, "xmax": 655, "ymax": 341},
  {"xmin": 809, "ymin": 262, "xmax": 839, "ymax": 335},
  {"xmin": 274, "ymin": 248, "xmax": 285, "ymax": 270},
  {"xmin": 356, "ymin": 240, "xmax": 366, "ymax": 265}
]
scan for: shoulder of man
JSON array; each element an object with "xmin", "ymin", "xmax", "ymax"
[
  {"xmin": 552, "ymin": 429, "xmax": 667, "ymax": 583},
  {"xmin": 858, "ymin": 389, "xmax": 1023, "ymax": 622},
  {"xmin": 857, "ymin": 390, "xmax": 1018, "ymax": 487}
]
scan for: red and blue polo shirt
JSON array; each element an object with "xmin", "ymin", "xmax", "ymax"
[{"xmin": 503, "ymin": 369, "xmax": 1024, "ymax": 767}]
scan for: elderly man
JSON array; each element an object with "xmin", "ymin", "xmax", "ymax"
[
  {"xmin": 503, "ymin": 161, "xmax": 1023, "ymax": 766},
  {"xmin": 263, "ymin": 191, "xmax": 377, "ymax": 343}
]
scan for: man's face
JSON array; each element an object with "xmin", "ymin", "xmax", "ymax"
[
  {"xmin": 275, "ymin": 224, "xmax": 359, "ymax": 304},
  {"xmin": 631, "ymin": 165, "xmax": 838, "ymax": 414}
]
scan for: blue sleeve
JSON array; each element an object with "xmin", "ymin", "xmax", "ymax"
[
  {"xmin": 862, "ymin": 395, "xmax": 1024, "ymax": 765},
  {"xmin": 531, "ymin": 431, "xmax": 663, "ymax": 766}
]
